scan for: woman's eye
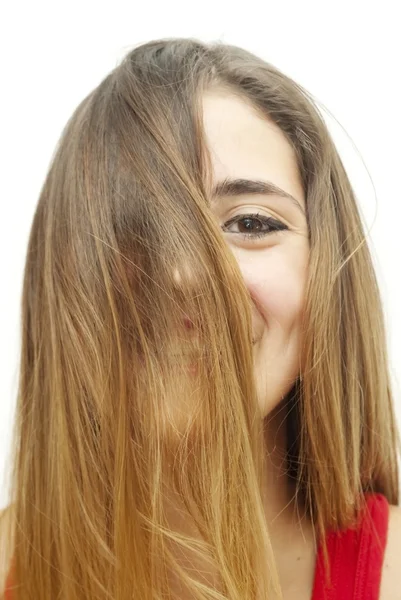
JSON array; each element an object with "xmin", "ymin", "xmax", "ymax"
[{"xmin": 221, "ymin": 213, "xmax": 288, "ymax": 240}]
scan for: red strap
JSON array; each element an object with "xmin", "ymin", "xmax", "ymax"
[{"xmin": 312, "ymin": 493, "xmax": 390, "ymax": 600}]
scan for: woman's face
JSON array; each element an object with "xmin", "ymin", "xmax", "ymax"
[{"xmin": 202, "ymin": 91, "xmax": 310, "ymax": 418}]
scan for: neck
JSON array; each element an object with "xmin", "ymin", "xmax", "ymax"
[
  {"xmin": 261, "ymin": 397, "xmax": 317, "ymax": 598},
  {"xmin": 262, "ymin": 398, "xmax": 299, "ymax": 528},
  {"xmin": 163, "ymin": 393, "xmax": 316, "ymax": 597}
]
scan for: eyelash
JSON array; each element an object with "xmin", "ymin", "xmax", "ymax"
[{"xmin": 221, "ymin": 212, "xmax": 288, "ymax": 240}]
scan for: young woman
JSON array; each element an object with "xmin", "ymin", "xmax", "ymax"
[{"xmin": 1, "ymin": 37, "xmax": 400, "ymax": 600}]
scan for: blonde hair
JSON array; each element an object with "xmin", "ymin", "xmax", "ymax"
[{"xmin": 1, "ymin": 37, "xmax": 400, "ymax": 599}]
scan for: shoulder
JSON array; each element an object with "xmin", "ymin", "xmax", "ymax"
[
  {"xmin": 380, "ymin": 504, "xmax": 401, "ymax": 600},
  {"xmin": 0, "ymin": 506, "xmax": 14, "ymax": 598}
]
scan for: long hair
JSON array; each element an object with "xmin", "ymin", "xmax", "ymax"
[{"xmin": 1, "ymin": 37, "xmax": 400, "ymax": 599}]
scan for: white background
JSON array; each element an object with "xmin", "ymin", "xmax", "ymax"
[{"xmin": 1, "ymin": 0, "xmax": 400, "ymax": 510}]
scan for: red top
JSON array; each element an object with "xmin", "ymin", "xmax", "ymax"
[
  {"xmin": 312, "ymin": 493, "xmax": 390, "ymax": 600},
  {"xmin": 4, "ymin": 493, "xmax": 389, "ymax": 599}
]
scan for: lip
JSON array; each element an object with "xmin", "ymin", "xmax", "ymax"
[
  {"xmin": 171, "ymin": 337, "xmax": 258, "ymax": 357},
  {"xmin": 169, "ymin": 356, "xmax": 198, "ymax": 375}
]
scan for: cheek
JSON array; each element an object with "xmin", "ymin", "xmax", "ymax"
[{"xmin": 242, "ymin": 252, "xmax": 306, "ymax": 326}]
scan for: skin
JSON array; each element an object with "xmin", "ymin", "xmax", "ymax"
[
  {"xmin": 201, "ymin": 90, "xmax": 315, "ymax": 599},
  {"xmin": 202, "ymin": 90, "xmax": 309, "ymax": 419}
]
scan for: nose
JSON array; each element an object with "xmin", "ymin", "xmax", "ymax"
[{"xmin": 172, "ymin": 264, "xmax": 194, "ymax": 287}]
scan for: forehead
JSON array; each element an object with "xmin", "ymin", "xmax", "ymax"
[{"xmin": 201, "ymin": 91, "xmax": 305, "ymax": 208}]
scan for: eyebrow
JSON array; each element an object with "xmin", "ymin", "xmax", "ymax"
[{"xmin": 211, "ymin": 177, "xmax": 305, "ymax": 214}]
